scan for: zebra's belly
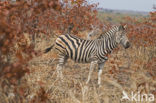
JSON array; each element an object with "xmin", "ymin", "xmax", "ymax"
[
  {"xmin": 69, "ymin": 53, "xmax": 91, "ymax": 63},
  {"xmin": 73, "ymin": 56, "xmax": 91, "ymax": 63}
]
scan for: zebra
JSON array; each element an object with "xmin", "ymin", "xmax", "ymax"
[{"xmin": 44, "ymin": 24, "xmax": 130, "ymax": 85}]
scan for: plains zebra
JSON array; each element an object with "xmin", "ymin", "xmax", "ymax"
[{"xmin": 44, "ymin": 25, "xmax": 130, "ymax": 85}]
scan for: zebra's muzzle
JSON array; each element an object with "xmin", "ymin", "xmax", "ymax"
[{"xmin": 125, "ymin": 42, "xmax": 130, "ymax": 49}]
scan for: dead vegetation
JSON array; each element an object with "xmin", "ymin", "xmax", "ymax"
[{"xmin": 1, "ymin": 33, "xmax": 154, "ymax": 103}]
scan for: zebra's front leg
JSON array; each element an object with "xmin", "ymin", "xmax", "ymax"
[
  {"xmin": 98, "ymin": 62, "xmax": 105, "ymax": 85},
  {"xmin": 86, "ymin": 61, "xmax": 97, "ymax": 84}
]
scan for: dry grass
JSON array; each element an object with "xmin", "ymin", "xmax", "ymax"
[{"xmin": 1, "ymin": 33, "xmax": 156, "ymax": 103}]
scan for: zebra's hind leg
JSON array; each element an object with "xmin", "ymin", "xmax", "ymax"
[
  {"xmin": 56, "ymin": 64, "xmax": 63, "ymax": 80},
  {"xmin": 56, "ymin": 55, "xmax": 68, "ymax": 80},
  {"xmin": 98, "ymin": 62, "xmax": 105, "ymax": 86},
  {"xmin": 86, "ymin": 61, "xmax": 97, "ymax": 84}
]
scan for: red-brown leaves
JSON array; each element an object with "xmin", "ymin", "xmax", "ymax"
[
  {"xmin": 124, "ymin": 10, "xmax": 156, "ymax": 47},
  {"xmin": 0, "ymin": 0, "xmax": 99, "ymax": 102},
  {"xmin": 31, "ymin": 87, "xmax": 49, "ymax": 103}
]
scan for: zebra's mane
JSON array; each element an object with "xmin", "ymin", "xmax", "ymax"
[
  {"xmin": 97, "ymin": 26, "xmax": 119, "ymax": 39},
  {"xmin": 67, "ymin": 25, "xmax": 119, "ymax": 42}
]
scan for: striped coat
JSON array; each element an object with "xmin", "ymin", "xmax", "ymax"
[{"xmin": 45, "ymin": 25, "xmax": 130, "ymax": 85}]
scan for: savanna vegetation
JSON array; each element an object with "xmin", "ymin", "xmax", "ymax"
[{"xmin": 0, "ymin": 0, "xmax": 155, "ymax": 103}]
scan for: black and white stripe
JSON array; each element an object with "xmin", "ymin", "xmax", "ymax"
[
  {"xmin": 55, "ymin": 34, "xmax": 97, "ymax": 63},
  {"xmin": 45, "ymin": 25, "xmax": 130, "ymax": 85}
]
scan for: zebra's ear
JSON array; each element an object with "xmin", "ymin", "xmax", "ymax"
[
  {"xmin": 119, "ymin": 25, "xmax": 127, "ymax": 31},
  {"xmin": 123, "ymin": 24, "xmax": 127, "ymax": 29},
  {"xmin": 119, "ymin": 25, "xmax": 124, "ymax": 31}
]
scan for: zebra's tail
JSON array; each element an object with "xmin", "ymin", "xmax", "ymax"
[{"xmin": 44, "ymin": 44, "xmax": 54, "ymax": 53}]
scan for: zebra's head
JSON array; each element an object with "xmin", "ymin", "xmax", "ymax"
[{"xmin": 115, "ymin": 25, "xmax": 130, "ymax": 49}]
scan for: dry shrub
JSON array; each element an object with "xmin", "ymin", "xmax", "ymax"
[{"xmin": 0, "ymin": 0, "xmax": 99, "ymax": 103}]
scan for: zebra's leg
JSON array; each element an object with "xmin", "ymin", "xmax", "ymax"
[
  {"xmin": 86, "ymin": 61, "xmax": 97, "ymax": 84},
  {"xmin": 56, "ymin": 64, "xmax": 63, "ymax": 80},
  {"xmin": 56, "ymin": 55, "xmax": 68, "ymax": 80},
  {"xmin": 98, "ymin": 62, "xmax": 105, "ymax": 85}
]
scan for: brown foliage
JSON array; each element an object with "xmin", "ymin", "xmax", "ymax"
[
  {"xmin": 125, "ymin": 10, "xmax": 156, "ymax": 47},
  {"xmin": 0, "ymin": 0, "xmax": 98, "ymax": 81},
  {"xmin": 0, "ymin": 0, "xmax": 99, "ymax": 102}
]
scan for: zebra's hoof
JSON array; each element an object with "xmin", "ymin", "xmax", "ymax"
[{"xmin": 97, "ymin": 83, "xmax": 102, "ymax": 88}]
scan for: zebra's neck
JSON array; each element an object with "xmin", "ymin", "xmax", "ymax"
[
  {"xmin": 105, "ymin": 34, "xmax": 118, "ymax": 53},
  {"xmin": 98, "ymin": 27, "xmax": 119, "ymax": 54}
]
